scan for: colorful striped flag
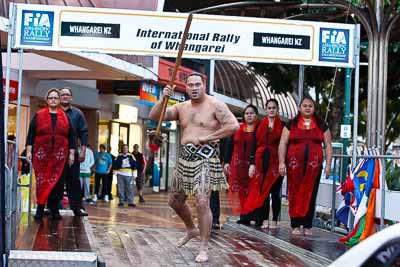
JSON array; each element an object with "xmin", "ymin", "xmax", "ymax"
[{"xmin": 338, "ymin": 149, "xmax": 381, "ymax": 245}]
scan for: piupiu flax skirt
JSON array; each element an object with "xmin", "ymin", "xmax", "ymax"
[{"xmin": 172, "ymin": 142, "xmax": 228, "ymax": 196}]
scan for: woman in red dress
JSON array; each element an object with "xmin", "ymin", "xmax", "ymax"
[
  {"xmin": 278, "ymin": 97, "xmax": 333, "ymax": 235},
  {"xmin": 26, "ymin": 88, "xmax": 76, "ymax": 220},
  {"xmin": 224, "ymin": 104, "xmax": 258, "ymax": 224},
  {"xmin": 245, "ymin": 99, "xmax": 283, "ymax": 228}
]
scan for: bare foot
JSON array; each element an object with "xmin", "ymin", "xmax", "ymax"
[
  {"xmin": 261, "ymin": 221, "xmax": 269, "ymax": 229},
  {"xmin": 195, "ymin": 249, "xmax": 208, "ymax": 262},
  {"xmin": 304, "ymin": 229, "xmax": 313, "ymax": 236},
  {"xmin": 291, "ymin": 228, "xmax": 301, "ymax": 235},
  {"xmin": 269, "ymin": 221, "xmax": 278, "ymax": 229},
  {"xmin": 176, "ymin": 229, "xmax": 199, "ymax": 247}
]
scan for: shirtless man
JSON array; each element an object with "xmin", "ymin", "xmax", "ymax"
[{"xmin": 149, "ymin": 73, "xmax": 239, "ymax": 262}]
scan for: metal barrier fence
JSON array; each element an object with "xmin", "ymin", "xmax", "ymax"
[
  {"xmin": 16, "ymin": 156, "xmax": 33, "ymax": 219},
  {"xmin": 5, "ymin": 139, "xmax": 16, "ymax": 252},
  {"xmin": 326, "ymin": 153, "xmax": 400, "ymax": 233},
  {"xmin": 5, "ymin": 140, "xmax": 33, "ymax": 252}
]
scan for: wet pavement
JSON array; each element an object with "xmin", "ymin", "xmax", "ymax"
[
  {"xmin": 224, "ymin": 218, "xmax": 347, "ymax": 266},
  {"xmin": 84, "ymin": 193, "xmax": 312, "ymax": 267},
  {"xmin": 15, "ymin": 191, "xmax": 348, "ymax": 266},
  {"xmin": 15, "ymin": 211, "xmax": 91, "ymax": 252}
]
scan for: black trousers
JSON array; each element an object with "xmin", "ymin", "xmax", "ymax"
[
  {"xmin": 66, "ymin": 157, "xmax": 84, "ymax": 209},
  {"xmin": 246, "ymin": 200, "xmax": 268, "ymax": 226},
  {"xmin": 106, "ymin": 171, "xmax": 113, "ymax": 197},
  {"xmin": 94, "ymin": 173, "xmax": 108, "ymax": 198},
  {"xmin": 210, "ymin": 190, "xmax": 220, "ymax": 224},
  {"xmin": 290, "ymin": 174, "xmax": 321, "ymax": 229},
  {"xmin": 265, "ymin": 176, "xmax": 284, "ymax": 222},
  {"xmin": 48, "ymin": 164, "xmax": 67, "ymax": 211}
]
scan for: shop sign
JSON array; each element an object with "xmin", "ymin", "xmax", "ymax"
[
  {"xmin": 139, "ymin": 82, "xmax": 160, "ymax": 106},
  {"xmin": 340, "ymin": 124, "xmax": 351, "ymax": 139},
  {"xmin": 140, "ymin": 81, "xmax": 186, "ymax": 107},
  {"xmin": 167, "ymin": 90, "xmax": 186, "ymax": 106},
  {"xmin": 158, "ymin": 59, "xmax": 207, "ymax": 92},
  {"xmin": 2, "ymin": 79, "xmax": 18, "ymax": 101},
  {"xmin": 147, "ymin": 120, "xmax": 171, "ymax": 129},
  {"xmin": 13, "ymin": 3, "xmax": 357, "ymax": 68},
  {"xmin": 115, "ymin": 104, "xmax": 138, "ymax": 123}
]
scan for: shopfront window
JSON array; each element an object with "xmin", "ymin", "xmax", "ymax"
[
  {"xmin": 129, "ymin": 124, "xmax": 142, "ymax": 152},
  {"xmin": 8, "ymin": 104, "xmax": 29, "ymax": 153},
  {"xmin": 99, "ymin": 119, "xmax": 143, "ymax": 156},
  {"xmin": 98, "ymin": 122, "xmax": 110, "ymax": 151},
  {"xmin": 119, "ymin": 124, "xmax": 129, "ymax": 149},
  {"xmin": 167, "ymin": 131, "xmax": 177, "ymax": 189},
  {"xmin": 110, "ymin": 122, "xmax": 120, "ymax": 156}
]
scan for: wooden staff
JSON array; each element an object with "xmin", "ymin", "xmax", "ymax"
[{"xmin": 149, "ymin": 13, "xmax": 193, "ymax": 150}]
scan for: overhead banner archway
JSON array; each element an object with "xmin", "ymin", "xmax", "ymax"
[{"xmin": 11, "ymin": 3, "xmax": 356, "ymax": 68}]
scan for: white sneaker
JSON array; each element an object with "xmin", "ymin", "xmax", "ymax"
[
  {"xmin": 93, "ymin": 195, "xmax": 98, "ymax": 202},
  {"xmin": 104, "ymin": 195, "xmax": 109, "ymax": 202}
]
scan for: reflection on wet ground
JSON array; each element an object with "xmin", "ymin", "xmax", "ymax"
[{"xmin": 15, "ymin": 191, "xmax": 347, "ymax": 266}]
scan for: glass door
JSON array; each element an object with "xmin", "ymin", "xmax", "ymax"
[{"xmin": 119, "ymin": 123, "xmax": 129, "ymax": 153}]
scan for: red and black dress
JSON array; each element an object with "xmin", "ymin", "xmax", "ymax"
[
  {"xmin": 225, "ymin": 122, "xmax": 258, "ymax": 219},
  {"xmin": 26, "ymin": 107, "xmax": 75, "ymax": 212},
  {"xmin": 286, "ymin": 116, "xmax": 328, "ymax": 228},
  {"xmin": 242, "ymin": 116, "xmax": 283, "ymax": 225}
]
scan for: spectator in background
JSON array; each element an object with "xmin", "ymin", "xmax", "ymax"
[
  {"xmin": 20, "ymin": 149, "xmax": 30, "ymax": 175},
  {"xmin": 114, "ymin": 144, "xmax": 137, "ymax": 207},
  {"xmin": 26, "ymin": 88, "xmax": 75, "ymax": 220},
  {"xmin": 93, "ymin": 144, "xmax": 112, "ymax": 202},
  {"xmin": 80, "ymin": 143, "xmax": 94, "ymax": 204},
  {"xmin": 145, "ymin": 152, "xmax": 155, "ymax": 187},
  {"xmin": 7, "ymin": 135, "xmax": 16, "ymax": 168},
  {"xmin": 132, "ymin": 144, "xmax": 146, "ymax": 203},
  {"xmin": 106, "ymin": 146, "xmax": 116, "ymax": 201}
]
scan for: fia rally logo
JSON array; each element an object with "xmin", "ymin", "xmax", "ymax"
[
  {"xmin": 21, "ymin": 10, "xmax": 54, "ymax": 46},
  {"xmin": 319, "ymin": 28, "xmax": 349, "ymax": 63}
]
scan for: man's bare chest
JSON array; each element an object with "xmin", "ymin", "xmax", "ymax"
[{"xmin": 179, "ymin": 109, "xmax": 218, "ymax": 128}]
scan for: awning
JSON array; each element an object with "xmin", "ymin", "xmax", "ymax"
[
  {"xmin": 214, "ymin": 61, "xmax": 298, "ymax": 120},
  {"xmin": 0, "ymin": 1, "xmax": 160, "ymax": 81}
]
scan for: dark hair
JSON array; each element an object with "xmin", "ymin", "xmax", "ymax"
[
  {"xmin": 60, "ymin": 86, "xmax": 73, "ymax": 96},
  {"xmin": 266, "ymin": 98, "xmax": 279, "ymax": 109},
  {"xmin": 99, "ymin": 144, "xmax": 107, "ymax": 150},
  {"xmin": 242, "ymin": 104, "xmax": 258, "ymax": 121},
  {"xmin": 45, "ymin": 88, "xmax": 60, "ymax": 99},
  {"xmin": 299, "ymin": 96, "xmax": 316, "ymax": 107},
  {"xmin": 185, "ymin": 73, "xmax": 204, "ymax": 83},
  {"xmin": 293, "ymin": 95, "xmax": 327, "ymax": 130},
  {"xmin": 133, "ymin": 144, "xmax": 139, "ymax": 149}
]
